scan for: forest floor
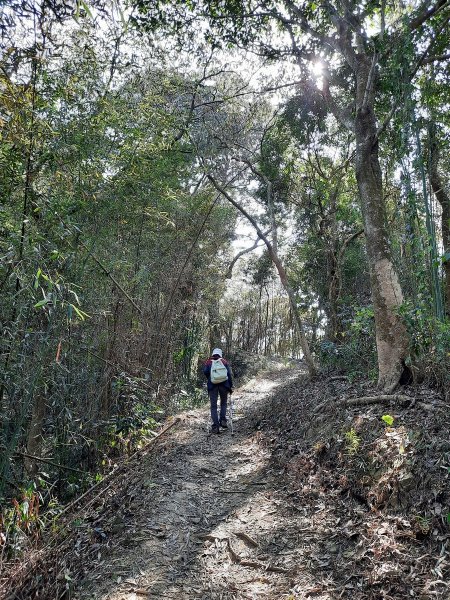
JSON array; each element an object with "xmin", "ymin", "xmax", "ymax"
[{"xmin": 2, "ymin": 361, "xmax": 450, "ymax": 600}]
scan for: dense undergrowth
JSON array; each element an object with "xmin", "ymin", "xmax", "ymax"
[{"xmin": 1, "ymin": 363, "xmax": 449, "ymax": 599}]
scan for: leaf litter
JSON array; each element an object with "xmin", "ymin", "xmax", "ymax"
[{"xmin": 1, "ymin": 360, "xmax": 449, "ymax": 599}]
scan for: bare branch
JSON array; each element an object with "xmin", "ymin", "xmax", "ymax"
[
  {"xmin": 233, "ymin": 156, "xmax": 278, "ymax": 253},
  {"xmin": 408, "ymin": 0, "xmax": 450, "ymax": 32},
  {"xmin": 14, "ymin": 451, "xmax": 88, "ymax": 475},
  {"xmin": 78, "ymin": 239, "xmax": 143, "ymax": 315},
  {"xmin": 225, "ymin": 233, "xmax": 269, "ymax": 279},
  {"xmin": 340, "ymin": 394, "xmax": 414, "ymax": 406},
  {"xmin": 381, "ymin": 0, "xmax": 450, "ymax": 61},
  {"xmin": 361, "ymin": 51, "xmax": 378, "ymax": 110},
  {"xmin": 205, "ymin": 173, "xmax": 317, "ymax": 376},
  {"xmin": 421, "ymin": 52, "xmax": 450, "ymax": 64},
  {"xmin": 206, "ymin": 174, "xmax": 270, "ymax": 245}
]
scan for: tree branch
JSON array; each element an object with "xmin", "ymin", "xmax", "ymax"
[
  {"xmin": 421, "ymin": 52, "xmax": 450, "ymax": 64},
  {"xmin": 206, "ymin": 174, "xmax": 271, "ymax": 245},
  {"xmin": 376, "ymin": 16, "xmax": 448, "ymax": 140},
  {"xmin": 14, "ymin": 451, "xmax": 88, "ymax": 475},
  {"xmin": 408, "ymin": 0, "xmax": 450, "ymax": 32},
  {"xmin": 336, "ymin": 228, "xmax": 365, "ymax": 300},
  {"xmin": 205, "ymin": 172, "xmax": 317, "ymax": 376},
  {"xmin": 361, "ymin": 51, "xmax": 378, "ymax": 110},
  {"xmin": 232, "ymin": 156, "xmax": 278, "ymax": 253},
  {"xmin": 283, "ymin": 0, "xmax": 338, "ymax": 52},
  {"xmin": 78, "ymin": 240, "xmax": 143, "ymax": 315},
  {"xmin": 340, "ymin": 394, "xmax": 414, "ymax": 406},
  {"xmin": 225, "ymin": 233, "xmax": 269, "ymax": 279}
]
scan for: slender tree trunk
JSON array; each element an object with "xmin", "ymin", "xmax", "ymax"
[
  {"xmin": 327, "ymin": 243, "xmax": 340, "ymax": 342},
  {"xmin": 208, "ymin": 300, "xmax": 221, "ymax": 350},
  {"xmin": 428, "ymin": 124, "xmax": 450, "ymax": 316},
  {"xmin": 206, "ymin": 174, "xmax": 318, "ymax": 376},
  {"xmin": 324, "ymin": 186, "xmax": 340, "ymax": 341},
  {"xmin": 264, "ymin": 289, "xmax": 269, "ymax": 355},
  {"xmin": 25, "ymin": 396, "xmax": 47, "ymax": 476},
  {"xmin": 354, "ymin": 100, "xmax": 409, "ymax": 391},
  {"xmin": 328, "ymin": 229, "xmax": 365, "ymax": 340}
]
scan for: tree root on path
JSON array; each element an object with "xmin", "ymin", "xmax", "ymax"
[
  {"xmin": 342, "ymin": 394, "xmax": 414, "ymax": 406},
  {"xmin": 234, "ymin": 530, "xmax": 259, "ymax": 547},
  {"xmin": 340, "ymin": 395, "xmax": 448, "ymax": 410}
]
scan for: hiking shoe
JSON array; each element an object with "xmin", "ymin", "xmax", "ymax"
[
  {"xmin": 219, "ymin": 419, "xmax": 228, "ymax": 429},
  {"xmin": 211, "ymin": 424, "xmax": 220, "ymax": 434}
]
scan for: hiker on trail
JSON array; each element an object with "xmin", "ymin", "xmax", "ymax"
[{"xmin": 203, "ymin": 348, "xmax": 233, "ymax": 434}]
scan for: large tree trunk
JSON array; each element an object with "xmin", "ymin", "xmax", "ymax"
[{"xmin": 354, "ymin": 103, "xmax": 409, "ymax": 391}]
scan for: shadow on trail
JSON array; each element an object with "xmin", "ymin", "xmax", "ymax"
[
  {"xmin": 73, "ymin": 367, "xmax": 304, "ymax": 600},
  {"xmin": 7, "ymin": 365, "xmax": 401, "ymax": 600},
  {"xmin": 69, "ymin": 364, "xmax": 369, "ymax": 600}
]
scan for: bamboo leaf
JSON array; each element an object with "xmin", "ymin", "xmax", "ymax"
[{"xmin": 34, "ymin": 299, "xmax": 50, "ymax": 308}]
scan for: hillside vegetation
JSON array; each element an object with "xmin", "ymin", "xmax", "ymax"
[{"xmin": 0, "ymin": 2, "xmax": 449, "ymax": 597}]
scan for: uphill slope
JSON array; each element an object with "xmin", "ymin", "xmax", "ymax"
[{"xmin": 2, "ymin": 362, "xmax": 449, "ymax": 600}]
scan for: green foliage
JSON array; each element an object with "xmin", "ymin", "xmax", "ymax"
[
  {"xmin": 244, "ymin": 250, "xmax": 275, "ymax": 286},
  {"xmin": 0, "ymin": 486, "xmax": 44, "ymax": 558},
  {"xmin": 319, "ymin": 306, "xmax": 377, "ymax": 379},
  {"xmin": 398, "ymin": 301, "xmax": 450, "ymax": 396},
  {"xmin": 132, "ymin": 0, "xmax": 273, "ymax": 50},
  {"xmin": 106, "ymin": 374, "xmax": 163, "ymax": 451},
  {"xmin": 382, "ymin": 414, "xmax": 395, "ymax": 427},
  {"xmin": 281, "ymin": 86, "xmax": 328, "ymax": 144},
  {"xmin": 344, "ymin": 428, "xmax": 360, "ymax": 455},
  {"xmin": 2, "ymin": 0, "xmax": 450, "ymax": 556},
  {"xmin": 0, "ymin": 4, "xmax": 238, "ymax": 511},
  {"xmin": 170, "ymin": 385, "xmax": 206, "ymax": 412}
]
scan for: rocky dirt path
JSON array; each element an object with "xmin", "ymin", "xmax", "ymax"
[{"xmin": 75, "ymin": 364, "xmax": 310, "ymax": 600}]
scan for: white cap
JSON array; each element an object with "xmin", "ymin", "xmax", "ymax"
[{"xmin": 212, "ymin": 348, "xmax": 223, "ymax": 357}]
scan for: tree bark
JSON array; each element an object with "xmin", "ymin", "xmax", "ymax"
[
  {"xmin": 354, "ymin": 97, "xmax": 409, "ymax": 391},
  {"xmin": 25, "ymin": 396, "xmax": 47, "ymax": 476},
  {"xmin": 328, "ymin": 229, "xmax": 365, "ymax": 340},
  {"xmin": 208, "ymin": 300, "xmax": 222, "ymax": 350},
  {"xmin": 428, "ymin": 124, "xmax": 450, "ymax": 316}
]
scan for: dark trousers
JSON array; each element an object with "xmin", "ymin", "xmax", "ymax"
[{"xmin": 209, "ymin": 384, "xmax": 228, "ymax": 425}]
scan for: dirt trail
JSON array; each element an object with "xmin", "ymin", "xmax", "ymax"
[
  {"xmin": 75, "ymin": 364, "xmax": 306, "ymax": 600},
  {"xmin": 4, "ymin": 362, "xmax": 448, "ymax": 599}
]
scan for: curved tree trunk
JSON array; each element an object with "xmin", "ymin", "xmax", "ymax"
[{"xmin": 206, "ymin": 174, "xmax": 318, "ymax": 376}]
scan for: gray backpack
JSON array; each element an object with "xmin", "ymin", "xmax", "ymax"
[{"xmin": 210, "ymin": 359, "xmax": 228, "ymax": 384}]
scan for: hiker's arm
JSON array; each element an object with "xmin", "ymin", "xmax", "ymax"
[
  {"xmin": 202, "ymin": 362, "xmax": 211, "ymax": 378},
  {"xmin": 227, "ymin": 364, "xmax": 233, "ymax": 388}
]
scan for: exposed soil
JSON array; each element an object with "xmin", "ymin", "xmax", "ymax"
[{"xmin": 2, "ymin": 362, "xmax": 449, "ymax": 599}]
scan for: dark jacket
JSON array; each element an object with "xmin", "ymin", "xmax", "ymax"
[{"xmin": 203, "ymin": 357, "xmax": 233, "ymax": 392}]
